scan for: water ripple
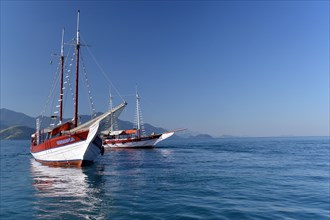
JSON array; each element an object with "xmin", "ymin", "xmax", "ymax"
[{"xmin": 1, "ymin": 137, "xmax": 329, "ymax": 219}]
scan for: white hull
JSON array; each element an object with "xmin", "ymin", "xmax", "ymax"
[
  {"xmin": 104, "ymin": 132, "xmax": 174, "ymax": 148},
  {"xmin": 31, "ymin": 120, "xmax": 101, "ymax": 164},
  {"xmin": 155, "ymin": 132, "xmax": 175, "ymax": 145}
]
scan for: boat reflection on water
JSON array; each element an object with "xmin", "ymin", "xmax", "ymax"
[{"xmin": 30, "ymin": 159, "xmax": 107, "ymax": 219}]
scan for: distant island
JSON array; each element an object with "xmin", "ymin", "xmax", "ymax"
[
  {"xmin": 190, "ymin": 134, "xmax": 213, "ymax": 139},
  {"xmin": 0, "ymin": 108, "xmax": 213, "ymax": 140}
]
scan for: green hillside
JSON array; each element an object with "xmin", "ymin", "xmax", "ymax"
[{"xmin": 0, "ymin": 125, "xmax": 35, "ymax": 140}]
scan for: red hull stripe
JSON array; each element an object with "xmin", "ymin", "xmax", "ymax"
[
  {"xmin": 35, "ymin": 159, "xmax": 93, "ymax": 167},
  {"xmin": 31, "ymin": 130, "xmax": 89, "ymax": 153}
]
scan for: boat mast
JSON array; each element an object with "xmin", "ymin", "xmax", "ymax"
[
  {"xmin": 136, "ymin": 86, "xmax": 141, "ymax": 138},
  {"xmin": 59, "ymin": 28, "xmax": 65, "ymax": 124},
  {"xmin": 109, "ymin": 87, "xmax": 113, "ymax": 132},
  {"xmin": 74, "ymin": 10, "xmax": 80, "ymax": 127}
]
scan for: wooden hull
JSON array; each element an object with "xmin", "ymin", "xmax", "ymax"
[
  {"xmin": 103, "ymin": 132, "xmax": 174, "ymax": 149},
  {"xmin": 34, "ymin": 158, "xmax": 94, "ymax": 167},
  {"xmin": 31, "ymin": 120, "xmax": 102, "ymax": 167}
]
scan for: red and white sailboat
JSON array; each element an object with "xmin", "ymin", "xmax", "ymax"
[
  {"xmin": 30, "ymin": 11, "xmax": 126, "ymax": 166},
  {"xmin": 102, "ymin": 89, "xmax": 179, "ymax": 149}
]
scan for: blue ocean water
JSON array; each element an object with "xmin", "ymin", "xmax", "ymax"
[{"xmin": 0, "ymin": 137, "xmax": 329, "ymax": 219}]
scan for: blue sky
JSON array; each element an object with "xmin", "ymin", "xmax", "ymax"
[{"xmin": 1, "ymin": 1, "xmax": 329, "ymax": 137}]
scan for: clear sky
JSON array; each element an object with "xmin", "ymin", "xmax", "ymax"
[{"xmin": 1, "ymin": 1, "xmax": 329, "ymax": 137}]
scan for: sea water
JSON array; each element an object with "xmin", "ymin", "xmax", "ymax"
[{"xmin": 0, "ymin": 137, "xmax": 329, "ymax": 219}]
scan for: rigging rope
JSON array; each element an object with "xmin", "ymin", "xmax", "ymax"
[
  {"xmin": 38, "ymin": 35, "xmax": 126, "ymax": 128},
  {"xmin": 39, "ymin": 60, "xmax": 61, "ymax": 127},
  {"xmin": 61, "ymin": 45, "xmax": 74, "ymax": 120},
  {"xmin": 80, "ymin": 50, "xmax": 97, "ymax": 119},
  {"xmin": 134, "ymin": 95, "xmax": 146, "ymax": 136},
  {"xmin": 83, "ymin": 39, "xmax": 126, "ymax": 103},
  {"xmin": 104, "ymin": 87, "xmax": 119, "ymax": 132}
]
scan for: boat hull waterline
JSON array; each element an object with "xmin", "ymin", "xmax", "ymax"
[
  {"xmin": 31, "ymin": 120, "xmax": 102, "ymax": 167},
  {"xmin": 103, "ymin": 132, "xmax": 174, "ymax": 149}
]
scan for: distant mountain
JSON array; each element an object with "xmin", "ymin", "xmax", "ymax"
[
  {"xmin": 193, "ymin": 134, "xmax": 213, "ymax": 139},
  {"xmin": 0, "ymin": 123, "xmax": 8, "ymax": 130},
  {"xmin": 220, "ymin": 135, "xmax": 236, "ymax": 138},
  {"xmin": 0, "ymin": 108, "xmax": 211, "ymax": 140},
  {"xmin": 0, "ymin": 108, "xmax": 36, "ymax": 129},
  {"xmin": 175, "ymin": 129, "xmax": 213, "ymax": 139},
  {"xmin": 143, "ymin": 123, "xmax": 167, "ymax": 135},
  {"xmin": 0, "ymin": 109, "xmax": 170, "ymax": 140},
  {"xmin": 0, "ymin": 125, "xmax": 35, "ymax": 140},
  {"xmin": 100, "ymin": 119, "xmax": 167, "ymax": 135}
]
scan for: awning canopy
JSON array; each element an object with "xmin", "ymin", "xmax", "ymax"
[{"xmin": 108, "ymin": 129, "xmax": 137, "ymax": 136}]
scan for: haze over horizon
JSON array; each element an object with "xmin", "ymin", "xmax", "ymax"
[{"xmin": 1, "ymin": 1, "xmax": 329, "ymax": 137}]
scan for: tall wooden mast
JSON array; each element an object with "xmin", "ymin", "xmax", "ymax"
[
  {"xmin": 59, "ymin": 28, "xmax": 65, "ymax": 124},
  {"xmin": 74, "ymin": 10, "xmax": 80, "ymax": 127}
]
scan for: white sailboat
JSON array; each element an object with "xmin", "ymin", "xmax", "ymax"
[
  {"xmin": 30, "ymin": 11, "xmax": 126, "ymax": 166},
  {"xmin": 102, "ymin": 88, "xmax": 179, "ymax": 149}
]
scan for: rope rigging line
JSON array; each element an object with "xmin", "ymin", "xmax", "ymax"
[
  {"xmin": 49, "ymin": 44, "xmax": 74, "ymax": 127},
  {"xmin": 39, "ymin": 38, "xmax": 77, "ymax": 129},
  {"xmin": 80, "ymin": 50, "xmax": 97, "ymax": 119},
  {"xmin": 61, "ymin": 37, "xmax": 97, "ymax": 123},
  {"xmin": 82, "ymin": 38, "xmax": 126, "ymax": 104},
  {"xmin": 38, "ymin": 35, "xmax": 127, "ymax": 128},
  {"xmin": 104, "ymin": 87, "xmax": 119, "ymax": 132},
  {"xmin": 62, "ymin": 50, "xmax": 76, "ymax": 117},
  {"xmin": 61, "ymin": 44, "xmax": 75, "ymax": 120},
  {"xmin": 134, "ymin": 94, "xmax": 146, "ymax": 136},
  {"xmin": 39, "ymin": 60, "xmax": 61, "ymax": 127}
]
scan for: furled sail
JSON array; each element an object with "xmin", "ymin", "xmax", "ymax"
[{"xmin": 67, "ymin": 102, "xmax": 127, "ymax": 133}]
